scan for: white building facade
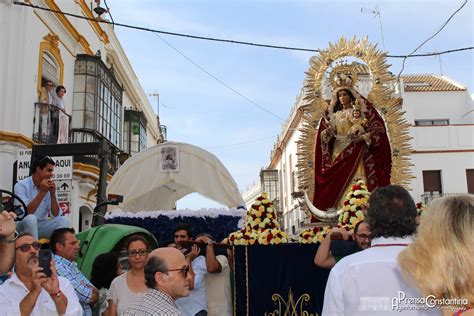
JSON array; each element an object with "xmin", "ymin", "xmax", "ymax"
[
  {"xmin": 243, "ymin": 75, "xmax": 474, "ymax": 233},
  {"xmin": 0, "ymin": 1, "xmax": 163, "ymax": 232}
]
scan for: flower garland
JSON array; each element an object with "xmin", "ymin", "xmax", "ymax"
[{"xmin": 224, "ymin": 193, "xmax": 288, "ymax": 245}]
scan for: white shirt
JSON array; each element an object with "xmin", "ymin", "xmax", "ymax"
[
  {"xmin": 206, "ymin": 255, "xmax": 232, "ymax": 316},
  {"xmin": 322, "ymin": 237, "xmax": 441, "ymax": 316},
  {"xmin": 0, "ymin": 272, "xmax": 83, "ymax": 316},
  {"xmin": 176, "ymin": 256, "xmax": 207, "ymax": 316}
]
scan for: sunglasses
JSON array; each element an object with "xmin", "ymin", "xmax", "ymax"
[
  {"xmin": 165, "ymin": 265, "xmax": 190, "ymax": 278},
  {"xmin": 128, "ymin": 249, "xmax": 149, "ymax": 257},
  {"xmin": 16, "ymin": 242, "xmax": 41, "ymax": 252}
]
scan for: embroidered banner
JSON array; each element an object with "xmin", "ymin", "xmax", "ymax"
[{"xmin": 234, "ymin": 244, "xmax": 329, "ymax": 316}]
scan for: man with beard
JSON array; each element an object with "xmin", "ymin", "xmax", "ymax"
[
  {"xmin": 0, "ymin": 233, "xmax": 81, "ymax": 315},
  {"xmin": 314, "ymin": 220, "xmax": 372, "ymax": 269}
]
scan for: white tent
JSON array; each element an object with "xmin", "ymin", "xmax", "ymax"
[{"xmin": 107, "ymin": 142, "xmax": 245, "ymax": 212}]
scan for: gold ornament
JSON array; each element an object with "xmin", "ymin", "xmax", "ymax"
[{"xmin": 297, "ymin": 37, "xmax": 413, "ymax": 219}]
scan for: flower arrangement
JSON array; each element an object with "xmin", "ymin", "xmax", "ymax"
[
  {"xmin": 224, "ymin": 193, "xmax": 288, "ymax": 245},
  {"xmin": 298, "ymin": 226, "xmax": 331, "ymax": 244},
  {"xmin": 338, "ymin": 179, "xmax": 369, "ymax": 229},
  {"xmin": 298, "ymin": 179, "xmax": 370, "ymax": 244}
]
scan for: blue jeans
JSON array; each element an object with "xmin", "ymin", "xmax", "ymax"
[{"xmin": 17, "ymin": 214, "xmax": 70, "ymax": 239}]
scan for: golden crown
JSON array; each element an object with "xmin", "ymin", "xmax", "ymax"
[{"xmin": 329, "ymin": 63, "xmax": 358, "ymax": 90}]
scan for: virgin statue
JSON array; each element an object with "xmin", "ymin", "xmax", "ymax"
[
  {"xmin": 311, "ymin": 74, "xmax": 392, "ymax": 211},
  {"xmin": 299, "ymin": 38, "xmax": 412, "ymax": 220}
]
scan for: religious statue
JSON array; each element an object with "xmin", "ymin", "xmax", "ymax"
[
  {"xmin": 298, "ymin": 37, "xmax": 412, "ymax": 220},
  {"xmin": 312, "ymin": 69, "xmax": 392, "ymax": 211}
]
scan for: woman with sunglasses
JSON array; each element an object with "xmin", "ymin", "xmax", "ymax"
[{"xmin": 107, "ymin": 235, "xmax": 150, "ymax": 316}]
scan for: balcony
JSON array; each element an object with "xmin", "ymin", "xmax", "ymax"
[
  {"xmin": 33, "ymin": 102, "xmax": 71, "ymax": 144},
  {"xmin": 70, "ymin": 128, "xmax": 123, "ymax": 174},
  {"xmin": 421, "ymin": 192, "xmax": 462, "ymax": 204}
]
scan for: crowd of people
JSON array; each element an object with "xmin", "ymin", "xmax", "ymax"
[
  {"xmin": 0, "ymin": 154, "xmax": 472, "ymax": 315},
  {"xmin": 0, "ymin": 220, "xmax": 233, "ymax": 315}
]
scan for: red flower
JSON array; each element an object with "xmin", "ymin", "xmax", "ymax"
[
  {"xmin": 269, "ymin": 222, "xmax": 276, "ymax": 228},
  {"xmin": 230, "ymin": 235, "xmax": 235, "ymax": 241},
  {"xmin": 266, "ymin": 233, "xmax": 273, "ymax": 242},
  {"xmin": 344, "ymin": 200, "xmax": 350, "ymax": 206},
  {"xmin": 353, "ymin": 184, "xmax": 361, "ymax": 190},
  {"xmin": 243, "ymin": 234, "xmax": 250, "ymax": 240},
  {"xmin": 416, "ymin": 202, "xmax": 422, "ymax": 208}
]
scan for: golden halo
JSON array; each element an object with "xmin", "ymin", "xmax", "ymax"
[{"xmin": 297, "ymin": 37, "xmax": 413, "ymax": 218}]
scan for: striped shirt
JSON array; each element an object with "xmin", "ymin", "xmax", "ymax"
[{"xmin": 54, "ymin": 254, "xmax": 95, "ymax": 316}]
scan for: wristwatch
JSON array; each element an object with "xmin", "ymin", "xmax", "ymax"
[
  {"xmin": 206, "ymin": 240, "xmax": 215, "ymax": 245},
  {"xmin": 0, "ymin": 231, "xmax": 18, "ymax": 243}
]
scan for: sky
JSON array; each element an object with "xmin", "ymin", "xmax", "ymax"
[{"xmin": 106, "ymin": 0, "xmax": 473, "ymax": 209}]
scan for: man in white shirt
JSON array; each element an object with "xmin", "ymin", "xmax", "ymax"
[
  {"xmin": 195, "ymin": 234, "xmax": 232, "ymax": 316},
  {"xmin": 175, "ymin": 230, "xmax": 208, "ymax": 316},
  {"xmin": 322, "ymin": 185, "xmax": 440, "ymax": 316},
  {"xmin": 0, "ymin": 233, "xmax": 82, "ymax": 316}
]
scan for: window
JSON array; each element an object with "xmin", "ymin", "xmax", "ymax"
[
  {"xmin": 422, "ymin": 170, "xmax": 442, "ymax": 194},
  {"xmin": 466, "ymin": 169, "xmax": 474, "ymax": 194},
  {"xmin": 72, "ymin": 54, "xmax": 123, "ymax": 149},
  {"xmin": 42, "ymin": 52, "xmax": 60, "ymax": 84},
  {"xmin": 124, "ymin": 108, "xmax": 147, "ymax": 154},
  {"xmin": 415, "ymin": 119, "xmax": 449, "ymax": 126}
]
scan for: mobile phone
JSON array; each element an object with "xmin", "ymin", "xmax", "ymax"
[
  {"xmin": 39, "ymin": 249, "xmax": 52, "ymax": 277},
  {"xmin": 330, "ymin": 232, "xmax": 344, "ymax": 240}
]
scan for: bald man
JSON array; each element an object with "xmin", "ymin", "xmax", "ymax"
[{"xmin": 124, "ymin": 247, "xmax": 192, "ymax": 316}]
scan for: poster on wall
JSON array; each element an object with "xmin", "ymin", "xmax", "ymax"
[{"xmin": 159, "ymin": 146, "xmax": 179, "ymax": 172}]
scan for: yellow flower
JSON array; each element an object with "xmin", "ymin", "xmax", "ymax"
[
  {"xmin": 259, "ymin": 206, "xmax": 265, "ymax": 212},
  {"xmin": 267, "ymin": 207, "xmax": 274, "ymax": 213},
  {"xmin": 262, "ymin": 199, "xmax": 268, "ymax": 204},
  {"xmin": 267, "ymin": 213, "xmax": 273, "ymax": 219},
  {"xmin": 254, "ymin": 218, "xmax": 261, "ymax": 225}
]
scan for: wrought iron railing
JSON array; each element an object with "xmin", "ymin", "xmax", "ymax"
[
  {"xmin": 33, "ymin": 102, "xmax": 71, "ymax": 144},
  {"xmin": 69, "ymin": 128, "xmax": 123, "ymax": 174}
]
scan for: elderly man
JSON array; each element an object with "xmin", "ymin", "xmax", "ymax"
[
  {"xmin": 125, "ymin": 247, "xmax": 192, "ymax": 315},
  {"xmin": 15, "ymin": 156, "xmax": 69, "ymax": 239},
  {"xmin": 322, "ymin": 185, "xmax": 437, "ymax": 315},
  {"xmin": 0, "ymin": 233, "xmax": 81, "ymax": 315},
  {"xmin": 51, "ymin": 227, "xmax": 98, "ymax": 316}
]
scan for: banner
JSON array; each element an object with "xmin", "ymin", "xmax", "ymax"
[{"xmin": 234, "ymin": 244, "xmax": 329, "ymax": 316}]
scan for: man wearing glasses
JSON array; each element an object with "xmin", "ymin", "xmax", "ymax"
[
  {"xmin": 125, "ymin": 247, "xmax": 192, "ymax": 315},
  {"xmin": 314, "ymin": 220, "xmax": 372, "ymax": 269},
  {"xmin": 0, "ymin": 233, "xmax": 81, "ymax": 315},
  {"xmin": 50, "ymin": 228, "xmax": 99, "ymax": 316},
  {"xmin": 15, "ymin": 156, "xmax": 70, "ymax": 240}
]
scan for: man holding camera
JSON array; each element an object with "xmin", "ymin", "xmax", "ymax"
[
  {"xmin": 14, "ymin": 156, "xmax": 69, "ymax": 240},
  {"xmin": 314, "ymin": 221, "xmax": 372, "ymax": 269},
  {"xmin": 0, "ymin": 233, "xmax": 81, "ymax": 315}
]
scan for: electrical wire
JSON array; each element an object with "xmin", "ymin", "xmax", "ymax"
[
  {"xmin": 13, "ymin": 1, "xmax": 473, "ymax": 58},
  {"xmin": 206, "ymin": 136, "xmax": 276, "ymax": 150},
  {"xmin": 396, "ymin": 0, "xmax": 468, "ymax": 84},
  {"xmin": 152, "ymin": 33, "xmax": 286, "ymax": 121}
]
